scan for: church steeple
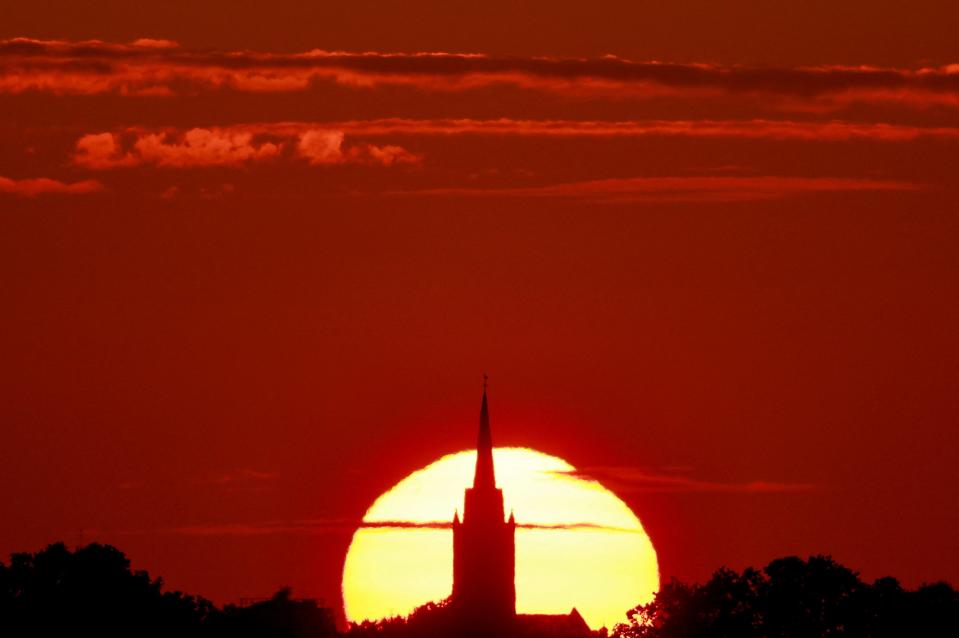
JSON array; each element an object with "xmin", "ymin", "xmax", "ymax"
[
  {"xmin": 473, "ymin": 375, "xmax": 496, "ymax": 489},
  {"xmin": 452, "ymin": 375, "xmax": 516, "ymax": 624}
]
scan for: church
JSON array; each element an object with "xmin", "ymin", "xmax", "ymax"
[{"xmin": 448, "ymin": 382, "xmax": 592, "ymax": 638}]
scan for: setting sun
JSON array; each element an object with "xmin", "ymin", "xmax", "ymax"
[{"xmin": 342, "ymin": 448, "xmax": 659, "ymax": 629}]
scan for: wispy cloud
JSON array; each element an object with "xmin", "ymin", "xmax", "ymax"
[
  {"xmin": 113, "ymin": 518, "xmax": 641, "ymax": 537},
  {"xmin": 312, "ymin": 118, "xmax": 959, "ymax": 142},
  {"xmin": 101, "ymin": 119, "xmax": 959, "ymax": 143},
  {"xmin": 67, "ymin": 119, "xmax": 957, "ymax": 176},
  {"xmin": 561, "ymin": 467, "xmax": 817, "ymax": 494},
  {"xmin": 194, "ymin": 469, "xmax": 280, "ymax": 486},
  {"xmin": 0, "ymin": 175, "xmax": 103, "ymax": 196},
  {"xmin": 393, "ymin": 175, "xmax": 919, "ymax": 203},
  {"xmin": 74, "ymin": 128, "xmax": 420, "ymax": 169},
  {"xmin": 3, "ymin": 38, "xmax": 959, "ymax": 110},
  {"xmin": 75, "ymin": 130, "xmax": 281, "ymax": 168}
]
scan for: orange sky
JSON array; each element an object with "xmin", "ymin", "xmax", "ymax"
[{"xmin": 1, "ymin": 1, "xmax": 958, "ymax": 624}]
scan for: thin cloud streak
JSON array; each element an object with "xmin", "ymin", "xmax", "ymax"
[
  {"xmin": 68, "ymin": 119, "xmax": 959, "ymax": 174},
  {"xmin": 562, "ymin": 467, "xmax": 817, "ymax": 494},
  {"xmin": 3, "ymin": 38, "xmax": 959, "ymax": 109},
  {"xmin": 302, "ymin": 118, "xmax": 959, "ymax": 142},
  {"xmin": 113, "ymin": 519, "xmax": 641, "ymax": 537},
  {"xmin": 0, "ymin": 175, "xmax": 103, "ymax": 196},
  {"xmin": 393, "ymin": 176, "xmax": 920, "ymax": 203}
]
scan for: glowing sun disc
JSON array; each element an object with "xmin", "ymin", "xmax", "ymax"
[{"xmin": 342, "ymin": 447, "xmax": 659, "ymax": 629}]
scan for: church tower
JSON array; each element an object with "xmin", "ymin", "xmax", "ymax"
[{"xmin": 451, "ymin": 378, "xmax": 516, "ymax": 626}]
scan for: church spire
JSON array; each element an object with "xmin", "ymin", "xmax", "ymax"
[
  {"xmin": 473, "ymin": 374, "xmax": 496, "ymax": 489},
  {"xmin": 452, "ymin": 375, "xmax": 516, "ymax": 621}
]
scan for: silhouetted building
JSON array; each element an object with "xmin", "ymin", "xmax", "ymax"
[
  {"xmin": 450, "ymin": 381, "xmax": 590, "ymax": 638},
  {"xmin": 452, "ymin": 381, "xmax": 516, "ymax": 626},
  {"xmin": 515, "ymin": 610, "xmax": 591, "ymax": 638}
]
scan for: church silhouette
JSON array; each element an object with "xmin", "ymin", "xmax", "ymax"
[{"xmin": 446, "ymin": 381, "xmax": 591, "ymax": 638}]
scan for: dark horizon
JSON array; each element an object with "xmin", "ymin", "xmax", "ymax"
[{"xmin": 3, "ymin": 540, "xmax": 957, "ymax": 638}]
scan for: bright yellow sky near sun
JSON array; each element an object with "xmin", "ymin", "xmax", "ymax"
[{"xmin": 342, "ymin": 448, "xmax": 660, "ymax": 629}]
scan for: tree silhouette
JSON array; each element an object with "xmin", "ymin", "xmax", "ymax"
[
  {"xmin": 1, "ymin": 544, "xmax": 956, "ymax": 638},
  {"xmin": 211, "ymin": 588, "xmax": 337, "ymax": 638},
  {"xmin": 345, "ymin": 597, "xmax": 456, "ymax": 638},
  {"xmin": 613, "ymin": 555, "xmax": 959, "ymax": 638},
  {"xmin": 0, "ymin": 542, "xmax": 213, "ymax": 638}
]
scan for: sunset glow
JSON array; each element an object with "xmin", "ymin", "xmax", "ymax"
[
  {"xmin": 5, "ymin": 0, "xmax": 959, "ymax": 621},
  {"xmin": 342, "ymin": 448, "xmax": 659, "ymax": 629}
]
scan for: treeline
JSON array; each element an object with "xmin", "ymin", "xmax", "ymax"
[
  {"xmin": 1, "ymin": 543, "xmax": 957, "ymax": 638},
  {"xmin": 612, "ymin": 555, "xmax": 959, "ymax": 638},
  {"xmin": 0, "ymin": 543, "xmax": 334, "ymax": 638}
]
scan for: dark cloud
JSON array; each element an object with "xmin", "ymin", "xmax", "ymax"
[{"xmin": 2, "ymin": 38, "xmax": 959, "ymax": 109}]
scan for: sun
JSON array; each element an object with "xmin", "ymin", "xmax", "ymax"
[{"xmin": 342, "ymin": 447, "xmax": 659, "ymax": 629}]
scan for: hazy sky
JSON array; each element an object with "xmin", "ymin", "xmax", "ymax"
[{"xmin": 2, "ymin": 0, "xmax": 958, "ymax": 622}]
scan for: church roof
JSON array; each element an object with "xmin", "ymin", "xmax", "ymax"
[{"xmin": 515, "ymin": 609, "xmax": 592, "ymax": 638}]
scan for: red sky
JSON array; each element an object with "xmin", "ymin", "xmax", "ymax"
[{"xmin": 2, "ymin": 0, "xmax": 958, "ymax": 622}]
